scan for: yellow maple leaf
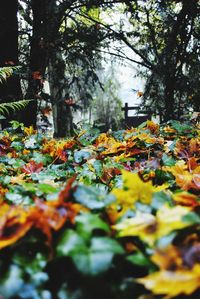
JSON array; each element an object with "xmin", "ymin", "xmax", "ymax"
[
  {"xmin": 112, "ymin": 205, "xmax": 191, "ymax": 246},
  {"xmin": 108, "ymin": 171, "xmax": 153, "ymax": 222},
  {"xmin": 24, "ymin": 126, "xmax": 37, "ymax": 136},
  {"xmin": 112, "ymin": 211, "xmax": 157, "ymax": 245},
  {"xmin": 108, "ymin": 171, "xmax": 168, "ymax": 222},
  {"xmin": 156, "ymin": 205, "xmax": 192, "ymax": 238},
  {"xmin": 137, "ymin": 265, "xmax": 200, "ymax": 298},
  {"xmin": 10, "ymin": 173, "xmax": 26, "ymax": 185},
  {"xmin": 113, "ymin": 170, "xmax": 154, "ymax": 204}
]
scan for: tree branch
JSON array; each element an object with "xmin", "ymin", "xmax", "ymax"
[
  {"xmin": 95, "ymin": 48, "xmax": 152, "ymax": 69},
  {"xmin": 74, "ymin": 10, "xmax": 155, "ymax": 70}
]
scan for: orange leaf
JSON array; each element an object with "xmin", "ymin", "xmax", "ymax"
[
  {"xmin": 0, "ymin": 204, "xmax": 32, "ymax": 250},
  {"xmin": 137, "ymin": 91, "xmax": 143, "ymax": 97},
  {"xmin": 172, "ymin": 191, "xmax": 199, "ymax": 207},
  {"xmin": 32, "ymin": 71, "xmax": 42, "ymax": 80},
  {"xmin": 58, "ymin": 176, "xmax": 77, "ymax": 204},
  {"xmin": 165, "ymin": 163, "xmax": 195, "ymax": 191}
]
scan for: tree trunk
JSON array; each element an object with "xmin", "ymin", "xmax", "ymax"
[
  {"xmin": 21, "ymin": 0, "xmax": 48, "ymax": 127},
  {"xmin": 162, "ymin": 0, "xmax": 198, "ymax": 122},
  {"xmin": 49, "ymin": 50, "xmax": 74, "ymax": 138},
  {"xmin": 163, "ymin": 74, "xmax": 176, "ymax": 122},
  {"xmin": 0, "ymin": 0, "xmax": 22, "ymax": 127},
  {"xmin": 52, "ymin": 102, "xmax": 73, "ymax": 138}
]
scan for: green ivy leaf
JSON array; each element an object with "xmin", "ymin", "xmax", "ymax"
[
  {"xmin": 74, "ymin": 149, "xmax": 92, "ymax": 163},
  {"xmin": 75, "ymin": 213, "xmax": 110, "ymax": 239},
  {"xmin": 182, "ymin": 212, "xmax": 200, "ymax": 225},
  {"xmin": 126, "ymin": 252, "xmax": 152, "ymax": 267},
  {"xmin": 0, "ymin": 265, "xmax": 24, "ymax": 298},
  {"xmin": 72, "ymin": 237, "xmax": 124, "ymax": 276},
  {"xmin": 152, "ymin": 191, "xmax": 173, "ymax": 210},
  {"xmin": 74, "ymin": 185, "xmax": 115, "ymax": 210},
  {"xmin": 161, "ymin": 153, "xmax": 176, "ymax": 166},
  {"xmin": 56, "ymin": 229, "xmax": 86, "ymax": 257},
  {"xmin": 38, "ymin": 183, "xmax": 58, "ymax": 194}
]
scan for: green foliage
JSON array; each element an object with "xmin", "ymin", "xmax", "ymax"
[
  {"xmin": 114, "ymin": 0, "xmax": 200, "ymax": 121},
  {"xmin": 0, "ymin": 66, "xmax": 33, "ymax": 121},
  {"xmin": 0, "ymin": 66, "xmax": 20, "ymax": 83},
  {"xmin": 0, "ymin": 99, "xmax": 33, "ymax": 117}
]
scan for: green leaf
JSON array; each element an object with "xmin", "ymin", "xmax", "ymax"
[
  {"xmin": 56, "ymin": 229, "xmax": 86, "ymax": 257},
  {"xmin": 32, "ymin": 152, "xmax": 52, "ymax": 165},
  {"xmin": 170, "ymin": 120, "xmax": 193, "ymax": 135},
  {"xmin": 38, "ymin": 183, "xmax": 58, "ymax": 194},
  {"xmin": 138, "ymin": 121, "xmax": 147, "ymax": 129},
  {"xmin": 75, "ymin": 213, "xmax": 110, "ymax": 239},
  {"xmin": 74, "ymin": 185, "xmax": 115, "ymax": 210},
  {"xmin": 10, "ymin": 141, "xmax": 24, "ymax": 151},
  {"xmin": 161, "ymin": 153, "xmax": 176, "ymax": 166},
  {"xmin": 92, "ymin": 160, "xmax": 103, "ymax": 176},
  {"xmin": 0, "ymin": 265, "xmax": 24, "ymax": 298},
  {"xmin": 74, "ymin": 149, "xmax": 92, "ymax": 163},
  {"xmin": 21, "ymin": 183, "xmax": 37, "ymax": 192},
  {"xmin": 126, "ymin": 252, "xmax": 152, "ymax": 267},
  {"xmin": 91, "ymin": 237, "xmax": 124, "ymax": 254},
  {"xmin": 13, "ymin": 252, "xmax": 47, "ymax": 275},
  {"xmin": 182, "ymin": 212, "xmax": 200, "ymax": 225},
  {"xmin": 156, "ymin": 232, "xmax": 177, "ymax": 249},
  {"xmin": 78, "ymin": 127, "xmax": 100, "ymax": 146},
  {"xmin": 71, "ymin": 248, "xmax": 112, "ymax": 275},
  {"xmin": 5, "ymin": 192, "xmax": 32, "ymax": 205},
  {"xmin": 9, "ymin": 120, "xmax": 25, "ymax": 130},
  {"xmin": 0, "ymin": 100, "xmax": 33, "ymax": 117},
  {"xmin": 152, "ymin": 191, "xmax": 173, "ymax": 210},
  {"xmin": 57, "ymin": 230, "xmax": 124, "ymax": 276},
  {"xmin": 71, "ymin": 237, "xmax": 124, "ymax": 276},
  {"xmin": 8, "ymin": 158, "xmax": 25, "ymax": 168},
  {"xmin": 0, "ymin": 114, "xmax": 6, "ymax": 120}
]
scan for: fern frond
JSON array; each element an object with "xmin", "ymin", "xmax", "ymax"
[
  {"xmin": 0, "ymin": 100, "xmax": 34, "ymax": 116},
  {"xmin": 0, "ymin": 66, "xmax": 21, "ymax": 83}
]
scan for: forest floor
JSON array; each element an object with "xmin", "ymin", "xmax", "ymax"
[{"xmin": 0, "ymin": 119, "xmax": 199, "ymax": 299}]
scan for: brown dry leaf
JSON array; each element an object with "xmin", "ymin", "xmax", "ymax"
[{"xmin": 151, "ymin": 245, "xmax": 182, "ymax": 270}]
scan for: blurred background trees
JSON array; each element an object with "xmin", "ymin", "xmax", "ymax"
[{"xmin": 0, "ymin": 0, "xmax": 199, "ymax": 136}]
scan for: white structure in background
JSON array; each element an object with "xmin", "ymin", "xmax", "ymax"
[
  {"xmin": 101, "ymin": 6, "xmax": 145, "ymax": 116},
  {"xmin": 114, "ymin": 62, "xmax": 144, "ymax": 115}
]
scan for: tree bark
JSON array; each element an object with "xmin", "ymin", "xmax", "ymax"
[
  {"xmin": 49, "ymin": 50, "xmax": 74, "ymax": 138},
  {"xmin": 0, "ymin": 0, "xmax": 22, "ymax": 126},
  {"xmin": 21, "ymin": 0, "xmax": 48, "ymax": 127},
  {"xmin": 164, "ymin": 75, "xmax": 176, "ymax": 122}
]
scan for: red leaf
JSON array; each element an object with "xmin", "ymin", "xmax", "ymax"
[{"xmin": 22, "ymin": 160, "xmax": 43, "ymax": 174}]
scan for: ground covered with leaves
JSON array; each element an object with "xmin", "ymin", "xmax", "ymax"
[{"xmin": 0, "ymin": 120, "xmax": 199, "ymax": 299}]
